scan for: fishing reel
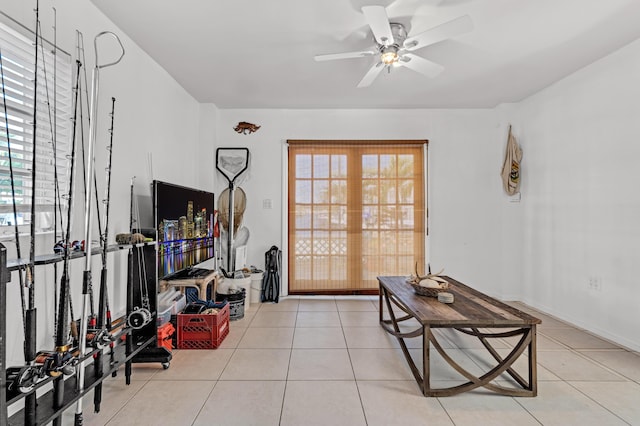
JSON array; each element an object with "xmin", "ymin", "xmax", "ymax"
[
  {"xmin": 86, "ymin": 328, "xmax": 116, "ymax": 349},
  {"xmin": 38, "ymin": 348, "xmax": 80, "ymax": 377},
  {"xmin": 52, "ymin": 239, "xmax": 84, "ymax": 255},
  {"xmin": 127, "ymin": 306, "xmax": 152, "ymax": 329},
  {"xmin": 6, "ymin": 348, "xmax": 79, "ymax": 393},
  {"xmin": 6, "ymin": 366, "xmax": 44, "ymax": 394}
]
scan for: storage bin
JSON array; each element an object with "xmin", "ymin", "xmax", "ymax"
[
  {"xmin": 217, "ymin": 276, "xmax": 251, "ymax": 304},
  {"xmin": 177, "ymin": 303, "xmax": 230, "ymax": 349},
  {"xmin": 158, "ymin": 288, "xmax": 180, "ymax": 306},
  {"xmin": 171, "ymin": 293, "xmax": 187, "ymax": 314},
  {"xmin": 216, "ymin": 288, "xmax": 246, "ymax": 320},
  {"xmin": 170, "ymin": 314, "xmax": 178, "ymax": 348},
  {"xmin": 250, "ymin": 272, "xmax": 263, "ymax": 304},
  {"xmin": 157, "ymin": 322, "xmax": 175, "ymax": 352},
  {"xmin": 156, "ymin": 305, "xmax": 172, "ymax": 326}
]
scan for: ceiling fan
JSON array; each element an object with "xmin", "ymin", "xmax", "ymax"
[{"xmin": 314, "ymin": 5, "xmax": 473, "ymax": 88}]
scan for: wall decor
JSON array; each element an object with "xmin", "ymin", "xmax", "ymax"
[
  {"xmin": 234, "ymin": 122, "xmax": 261, "ymax": 135},
  {"xmin": 501, "ymin": 125, "xmax": 522, "ymax": 196}
]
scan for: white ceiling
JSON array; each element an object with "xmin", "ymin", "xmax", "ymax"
[{"xmin": 90, "ymin": 0, "xmax": 640, "ymax": 109}]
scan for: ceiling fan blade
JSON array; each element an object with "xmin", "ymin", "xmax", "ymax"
[
  {"xmin": 362, "ymin": 6, "xmax": 394, "ymax": 46},
  {"xmin": 403, "ymin": 15, "xmax": 473, "ymax": 51},
  {"xmin": 398, "ymin": 53, "xmax": 444, "ymax": 78},
  {"xmin": 357, "ymin": 62, "xmax": 385, "ymax": 88},
  {"xmin": 314, "ymin": 50, "xmax": 376, "ymax": 61},
  {"xmin": 386, "ymin": 0, "xmax": 442, "ymax": 19}
]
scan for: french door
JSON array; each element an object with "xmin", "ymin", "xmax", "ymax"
[{"xmin": 288, "ymin": 140, "xmax": 426, "ymax": 293}]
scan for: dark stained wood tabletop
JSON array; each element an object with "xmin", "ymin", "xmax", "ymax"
[{"xmin": 378, "ymin": 276, "xmax": 541, "ymax": 328}]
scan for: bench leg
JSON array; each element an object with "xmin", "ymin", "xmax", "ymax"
[
  {"xmin": 529, "ymin": 325, "xmax": 538, "ymax": 396},
  {"xmin": 423, "ymin": 325, "xmax": 431, "ymax": 396}
]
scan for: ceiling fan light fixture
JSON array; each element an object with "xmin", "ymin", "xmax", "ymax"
[{"xmin": 380, "ymin": 46, "xmax": 399, "ymax": 65}]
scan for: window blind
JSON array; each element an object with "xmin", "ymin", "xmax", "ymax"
[
  {"xmin": 0, "ymin": 17, "xmax": 72, "ymax": 234},
  {"xmin": 288, "ymin": 140, "xmax": 426, "ymax": 293}
]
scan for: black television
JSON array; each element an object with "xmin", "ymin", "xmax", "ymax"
[{"xmin": 153, "ymin": 180, "xmax": 215, "ymax": 280}]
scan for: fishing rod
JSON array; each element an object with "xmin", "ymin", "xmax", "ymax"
[
  {"xmin": 53, "ymin": 9, "xmax": 60, "ymax": 234},
  {"xmin": 78, "ymin": 88, "xmax": 96, "ymax": 325},
  {"xmin": 123, "ymin": 177, "xmax": 152, "ymax": 387},
  {"xmin": 126, "ymin": 176, "xmax": 152, "ymax": 331},
  {"xmin": 93, "ymin": 97, "xmax": 117, "ymax": 413},
  {"xmin": 75, "ymin": 31, "xmax": 98, "ymax": 324},
  {"xmin": 96, "ymin": 97, "xmax": 117, "ymax": 337},
  {"xmin": 52, "ymin": 7, "xmax": 60, "ymax": 370},
  {"xmin": 49, "ymin": 15, "xmax": 73, "ymax": 424},
  {"xmin": 49, "ymin": 9, "xmax": 67, "ymax": 351},
  {"xmin": 23, "ymin": 1, "xmax": 41, "ymax": 421},
  {"xmin": 37, "ymin": 8, "xmax": 66, "ymax": 344},
  {"xmin": 124, "ymin": 177, "xmax": 135, "ymax": 385},
  {"xmin": 26, "ymin": 0, "xmax": 40, "ymax": 350},
  {"xmin": 0, "ymin": 50, "xmax": 26, "ymax": 336},
  {"xmin": 75, "ymin": 30, "xmax": 124, "ymax": 426},
  {"xmin": 123, "ymin": 175, "xmax": 154, "ymax": 387},
  {"xmin": 51, "ymin": 58, "xmax": 83, "ymax": 420},
  {"xmin": 129, "ymin": 177, "xmax": 135, "ymax": 232}
]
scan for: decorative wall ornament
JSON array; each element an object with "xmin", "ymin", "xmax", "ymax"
[
  {"xmin": 501, "ymin": 125, "xmax": 522, "ymax": 196},
  {"xmin": 234, "ymin": 122, "xmax": 261, "ymax": 135}
]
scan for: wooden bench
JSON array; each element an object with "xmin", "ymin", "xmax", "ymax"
[{"xmin": 378, "ymin": 275, "xmax": 541, "ymax": 397}]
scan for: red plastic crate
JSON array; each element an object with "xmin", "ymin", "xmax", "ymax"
[
  {"xmin": 157, "ymin": 322, "xmax": 175, "ymax": 351},
  {"xmin": 177, "ymin": 303, "xmax": 230, "ymax": 349}
]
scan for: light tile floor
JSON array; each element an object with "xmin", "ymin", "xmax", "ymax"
[{"xmin": 73, "ymin": 297, "xmax": 640, "ymax": 426}]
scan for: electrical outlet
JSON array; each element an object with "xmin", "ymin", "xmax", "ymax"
[
  {"xmin": 594, "ymin": 276, "xmax": 602, "ymax": 291},
  {"xmin": 588, "ymin": 276, "xmax": 603, "ymax": 291}
]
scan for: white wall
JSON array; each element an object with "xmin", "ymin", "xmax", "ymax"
[
  {"xmin": 212, "ymin": 108, "xmax": 517, "ymax": 298},
  {"xmin": 2, "ymin": 0, "xmax": 203, "ymax": 368},
  {"xmin": 191, "ymin": 103, "xmax": 219, "ymax": 270},
  {"xmin": 511, "ymin": 37, "xmax": 640, "ymax": 350}
]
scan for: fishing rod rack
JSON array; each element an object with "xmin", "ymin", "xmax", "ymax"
[{"xmin": 0, "ymin": 241, "xmax": 169, "ymax": 425}]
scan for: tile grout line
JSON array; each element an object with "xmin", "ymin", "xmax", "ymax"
[
  {"xmin": 434, "ymin": 396, "xmax": 458, "ymax": 426},
  {"xmin": 564, "ymin": 380, "xmax": 633, "ymax": 425},
  {"xmin": 101, "ymin": 376, "xmax": 152, "ymax": 426},
  {"xmin": 341, "ymin": 307, "xmax": 369, "ymax": 426},
  {"xmin": 189, "ymin": 301, "xmax": 261, "ymax": 424},
  {"xmin": 537, "ymin": 331, "xmax": 632, "ymax": 381},
  {"xmin": 510, "ymin": 397, "xmax": 546, "ymax": 426},
  {"xmin": 279, "ymin": 301, "xmax": 299, "ymax": 426},
  {"xmin": 189, "ymin": 379, "xmax": 219, "ymax": 426}
]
